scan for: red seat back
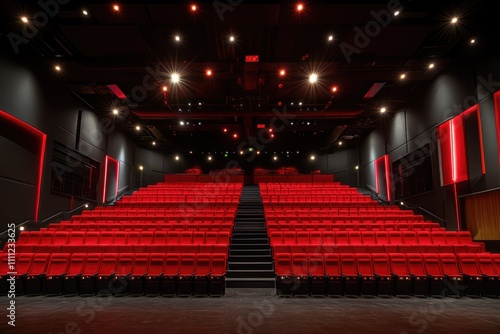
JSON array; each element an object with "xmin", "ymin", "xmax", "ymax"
[
  {"xmin": 46, "ymin": 253, "xmax": 70, "ymax": 276},
  {"xmin": 340, "ymin": 254, "xmax": 357, "ymax": 276},
  {"xmin": 372, "ymin": 253, "xmax": 391, "ymax": 276},
  {"xmin": 275, "ymin": 253, "xmax": 292, "ymax": 276}
]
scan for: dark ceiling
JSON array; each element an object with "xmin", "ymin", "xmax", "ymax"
[{"xmin": 0, "ymin": 0, "xmax": 494, "ymax": 154}]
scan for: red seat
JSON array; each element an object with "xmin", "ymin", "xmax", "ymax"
[
  {"xmin": 178, "ymin": 254, "xmax": 195, "ymax": 296},
  {"xmin": 389, "ymin": 253, "xmax": 411, "ymax": 296},
  {"xmin": 210, "ymin": 253, "xmax": 226, "ymax": 296},
  {"xmin": 25, "ymin": 253, "xmax": 50, "ymax": 295},
  {"xmin": 193, "ymin": 253, "xmax": 211, "ymax": 295},
  {"xmin": 291, "ymin": 253, "xmax": 308, "ymax": 295},
  {"xmin": 475, "ymin": 253, "xmax": 500, "ymax": 296},
  {"xmin": 275, "ymin": 253, "xmax": 293, "ymax": 296},
  {"xmin": 217, "ymin": 231, "xmax": 230, "ymax": 244},
  {"xmin": 456, "ymin": 253, "xmax": 483, "ymax": 296},
  {"xmin": 180, "ymin": 231, "xmax": 193, "ymax": 244},
  {"xmin": 355, "ymin": 253, "xmax": 376, "ymax": 295}
]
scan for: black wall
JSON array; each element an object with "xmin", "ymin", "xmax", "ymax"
[
  {"xmin": 322, "ymin": 50, "xmax": 500, "ymax": 231},
  {"xmin": 0, "ymin": 57, "xmax": 136, "ymax": 230}
]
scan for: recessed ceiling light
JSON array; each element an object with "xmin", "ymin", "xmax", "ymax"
[
  {"xmin": 380, "ymin": 107, "xmax": 386, "ymax": 113},
  {"xmin": 21, "ymin": 16, "xmax": 29, "ymax": 23},
  {"xmin": 310, "ymin": 155, "xmax": 315, "ymax": 160},
  {"xmin": 135, "ymin": 125, "xmax": 141, "ymax": 131},
  {"xmin": 191, "ymin": 4, "xmax": 197, "ymax": 12},
  {"xmin": 400, "ymin": 74, "xmax": 406, "ymax": 79},
  {"xmin": 179, "ymin": 121, "xmax": 185, "ymax": 126},
  {"xmin": 175, "ymin": 35, "xmax": 180, "ymax": 42},
  {"xmin": 394, "ymin": 10, "xmax": 400, "ymax": 16},
  {"xmin": 279, "ymin": 69, "xmax": 286, "ymax": 76},
  {"xmin": 113, "ymin": 4, "xmax": 120, "ymax": 12},
  {"xmin": 299, "ymin": 102, "xmax": 302, "ymax": 106},
  {"xmin": 152, "ymin": 141, "xmax": 156, "ymax": 146},
  {"xmin": 233, "ymin": 133, "xmax": 238, "ymax": 138},
  {"xmin": 355, "ymin": 165, "xmax": 359, "ymax": 170},
  {"xmin": 328, "ymin": 35, "xmax": 333, "ymax": 41},
  {"xmin": 297, "ymin": 4, "xmax": 304, "ymax": 12},
  {"xmin": 240, "ymin": 151, "xmax": 244, "ymax": 155},
  {"xmin": 470, "ymin": 39, "xmax": 476, "ymax": 44},
  {"xmin": 309, "ymin": 73, "xmax": 318, "ymax": 83},
  {"xmin": 451, "ymin": 17, "xmax": 458, "ymax": 24},
  {"xmin": 112, "ymin": 109, "xmax": 119, "ymax": 115},
  {"xmin": 82, "ymin": 10, "xmax": 88, "ymax": 16},
  {"xmin": 273, "ymin": 156, "xmax": 278, "ymax": 160},
  {"xmin": 20, "ymin": 226, "xmax": 25, "ymax": 231},
  {"xmin": 208, "ymin": 156, "xmax": 212, "ymax": 161},
  {"xmin": 223, "ymin": 128, "xmax": 228, "ymax": 133},
  {"xmin": 429, "ymin": 63, "xmax": 435, "ymax": 69},
  {"xmin": 189, "ymin": 151, "xmax": 193, "ymax": 154},
  {"xmin": 229, "ymin": 36, "xmax": 235, "ymax": 42},
  {"xmin": 198, "ymin": 102, "xmax": 202, "ymax": 106},
  {"xmin": 163, "ymin": 86, "xmax": 168, "ymax": 92},
  {"xmin": 332, "ymin": 86, "xmax": 338, "ymax": 92},
  {"xmin": 206, "ymin": 69, "xmax": 212, "ymax": 76},
  {"xmin": 171, "ymin": 73, "xmax": 180, "ymax": 83},
  {"xmin": 54, "ymin": 65, "xmax": 61, "ymax": 71},
  {"xmin": 338, "ymin": 141, "xmax": 343, "ymax": 146},
  {"xmin": 175, "ymin": 156, "xmax": 179, "ymax": 161},
  {"xmin": 307, "ymin": 122, "xmax": 310, "ymax": 125}
]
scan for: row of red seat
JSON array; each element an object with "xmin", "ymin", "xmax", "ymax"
[
  {"xmin": 0, "ymin": 252, "xmax": 227, "ymax": 296},
  {"xmin": 262, "ymin": 195, "xmax": 373, "ymax": 203},
  {"xmin": 270, "ymin": 230, "xmax": 479, "ymax": 247},
  {"xmin": 272, "ymin": 244, "xmax": 482, "ymax": 254},
  {"xmin": 264, "ymin": 207, "xmax": 410, "ymax": 214},
  {"xmin": 274, "ymin": 252, "xmax": 500, "ymax": 297},
  {"xmin": 92, "ymin": 207, "xmax": 237, "ymax": 213},
  {"xmin": 268, "ymin": 223, "xmax": 441, "ymax": 232},
  {"xmin": 80, "ymin": 211, "xmax": 236, "ymax": 217},
  {"xmin": 119, "ymin": 196, "xmax": 240, "ymax": 203},
  {"xmin": 71, "ymin": 217, "xmax": 235, "ymax": 223},
  {"xmin": 13, "ymin": 244, "xmax": 228, "ymax": 254},
  {"xmin": 16, "ymin": 230, "xmax": 230, "ymax": 246},
  {"xmin": 45, "ymin": 223, "xmax": 234, "ymax": 232}
]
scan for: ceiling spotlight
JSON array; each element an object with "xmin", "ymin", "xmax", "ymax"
[
  {"xmin": 223, "ymin": 128, "xmax": 228, "ymax": 133},
  {"xmin": 309, "ymin": 73, "xmax": 318, "ymax": 83},
  {"xmin": 394, "ymin": 10, "xmax": 400, "ymax": 16},
  {"xmin": 191, "ymin": 4, "xmax": 197, "ymax": 12},
  {"xmin": 82, "ymin": 10, "xmax": 88, "ymax": 16},
  {"xmin": 338, "ymin": 141, "xmax": 343, "ymax": 146},
  {"xmin": 189, "ymin": 151, "xmax": 193, "ymax": 154},
  {"xmin": 240, "ymin": 151, "xmax": 244, "ymax": 155},
  {"xmin": 270, "ymin": 134, "xmax": 275, "ymax": 138},
  {"xmin": 135, "ymin": 125, "xmax": 141, "ymax": 131},
  {"xmin": 380, "ymin": 107, "xmax": 386, "ymax": 113},
  {"xmin": 21, "ymin": 16, "xmax": 28, "ymax": 23},
  {"xmin": 297, "ymin": 4, "xmax": 304, "ymax": 12},
  {"xmin": 54, "ymin": 65, "xmax": 61, "ymax": 71},
  {"xmin": 179, "ymin": 121, "xmax": 185, "ymax": 126},
  {"xmin": 175, "ymin": 35, "xmax": 180, "ymax": 42},
  {"xmin": 85, "ymin": 204, "xmax": 89, "ymax": 208},
  {"xmin": 208, "ymin": 156, "xmax": 212, "ymax": 161},
  {"xmin": 112, "ymin": 109, "xmax": 119, "ymax": 115},
  {"xmin": 152, "ymin": 141, "xmax": 156, "ymax": 146},
  {"xmin": 233, "ymin": 133, "xmax": 238, "ymax": 138},
  {"xmin": 470, "ymin": 39, "xmax": 476, "ymax": 44},
  {"xmin": 273, "ymin": 156, "xmax": 278, "ymax": 161},
  {"xmin": 428, "ymin": 63, "xmax": 435, "ymax": 69},
  {"xmin": 175, "ymin": 156, "xmax": 179, "ymax": 161},
  {"xmin": 310, "ymin": 155, "xmax": 315, "ymax": 160},
  {"xmin": 400, "ymin": 74, "xmax": 406, "ymax": 79},
  {"xmin": 113, "ymin": 4, "xmax": 120, "ymax": 12},
  {"xmin": 163, "ymin": 86, "xmax": 168, "ymax": 92},
  {"xmin": 256, "ymin": 151, "xmax": 261, "ymax": 155},
  {"xmin": 332, "ymin": 86, "xmax": 338, "ymax": 92},
  {"xmin": 198, "ymin": 102, "xmax": 202, "ymax": 106},
  {"xmin": 139, "ymin": 165, "xmax": 144, "ymax": 171},
  {"xmin": 328, "ymin": 35, "xmax": 333, "ymax": 41},
  {"xmin": 299, "ymin": 102, "xmax": 303, "ymax": 106},
  {"xmin": 451, "ymin": 17, "xmax": 458, "ymax": 24},
  {"xmin": 206, "ymin": 69, "xmax": 212, "ymax": 76},
  {"xmin": 355, "ymin": 165, "xmax": 359, "ymax": 170},
  {"xmin": 20, "ymin": 226, "xmax": 25, "ymax": 231},
  {"xmin": 400, "ymin": 201, "xmax": 404, "ymax": 205},
  {"xmin": 171, "ymin": 73, "xmax": 180, "ymax": 83},
  {"xmin": 279, "ymin": 69, "xmax": 286, "ymax": 76},
  {"xmin": 229, "ymin": 36, "xmax": 235, "ymax": 42}
]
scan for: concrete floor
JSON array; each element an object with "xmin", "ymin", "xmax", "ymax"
[{"xmin": 1, "ymin": 289, "xmax": 499, "ymax": 334}]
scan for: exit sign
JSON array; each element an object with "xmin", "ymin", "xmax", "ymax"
[{"xmin": 245, "ymin": 55, "xmax": 259, "ymax": 62}]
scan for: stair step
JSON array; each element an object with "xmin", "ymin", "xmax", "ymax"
[
  {"xmin": 229, "ymin": 243, "xmax": 270, "ymax": 250},
  {"xmin": 226, "ymin": 270, "xmax": 275, "ymax": 278},
  {"xmin": 228, "ymin": 254, "xmax": 273, "ymax": 262},
  {"xmin": 229, "ymin": 249, "xmax": 271, "ymax": 256},
  {"xmin": 228, "ymin": 262, "xmax": 274, "ymax": 271},
  {"xmin": 225, "ymin": 278, "xmax": 275, "ymax": 289},
  {"xmin": 232, "ymin": 233, "xmax": 269, "ymax": 238},
  {"xmin": 231, "ymin": 238, "xmax": 269, "ymax": 245}
]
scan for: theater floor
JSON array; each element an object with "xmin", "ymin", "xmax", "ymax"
[{"xmin": 1, "ymin": 288, "xmax": 499, "ymax": 334}]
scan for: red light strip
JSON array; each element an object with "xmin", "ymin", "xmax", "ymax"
[
  {"xmin": 450, "ymin": 119, "xmax": 457, "ymax": 183},
  {"xmin": 102, "ymin": 155, "xmax": 120, "ymax": 203},
  {"xmin": 35, "ymin": 134, "xmax": 47, "ymax": 221},
  {"xmin": 453, "ymin": 182, "xmax": 461, "ymax": 231},
  {"xmin": 374, "ymin": 158, "xmax": 380, "ymax": 194},
  {"xmin": 384, "ymin": 154, "xmax": 391, "ymax": 202},
  {"xmin": 476, "ymin": 106, "xmax": 486, "ymax": 174},
  {"xmin": 0, "ymin": 110, "xmax": 46, "ymax": 221}
]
